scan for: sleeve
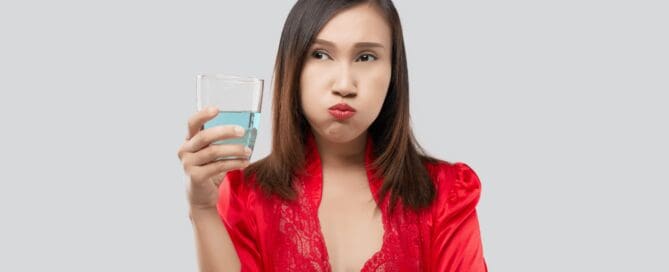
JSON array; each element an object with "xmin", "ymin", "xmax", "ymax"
[
  {"xmin": 430, "ymin": 162, "xmax": 488, "ymax": 272},
  {"xmin": 216, "ymin": 169, "xmax": 263, "ymax": 272}
]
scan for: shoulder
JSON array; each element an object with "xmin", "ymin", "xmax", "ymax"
[
  {"xmin": 424, "ymin": 160, "xmax": 483, "ymax": 213},
  {"xmin": 219, "ymin": 169, "xmax": 256, "ymax": 199},
  {"xmin": 216, "ymin": 169, "xmax": 260, "ymax": 223}
]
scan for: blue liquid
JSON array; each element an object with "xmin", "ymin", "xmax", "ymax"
[{"xmin": 204, "ymin": 111, "xmax": 260, "ymax": 157}]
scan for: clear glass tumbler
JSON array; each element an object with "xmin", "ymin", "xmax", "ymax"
[{"xmin": 196, "ymin": 74, "xmax": 263, "ymax": 160}]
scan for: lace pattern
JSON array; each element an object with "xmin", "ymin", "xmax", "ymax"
[{"xmin": 266, "ymin": 177, "xmax": 423, "ymax": 271}]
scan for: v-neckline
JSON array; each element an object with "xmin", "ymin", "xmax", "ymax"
[{"xmin": 303, "ymin": 132, "xmax": 388, "ymax": 271}]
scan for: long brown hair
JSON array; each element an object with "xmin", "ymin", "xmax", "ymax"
[{"xmin": 244, "ymin": 0, "xmax": 441, "ymax": 211}]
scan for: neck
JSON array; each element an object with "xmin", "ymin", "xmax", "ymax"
[{"xmin": 311, "ymin": 130, "xmax": 367, "ymax": 168}]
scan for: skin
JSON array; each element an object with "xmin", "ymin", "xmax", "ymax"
[
  {"xmin": 178, "ymin": 107, "xmax": 251, "ymax": 271},
  {"xmin": 300, "ymin": 3, "xmax": 392, "ymax": 271}
]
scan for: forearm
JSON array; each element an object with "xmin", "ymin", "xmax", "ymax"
[{"xmin": 189, "ymin": 207, "xmax": 241, "ymax": 272}]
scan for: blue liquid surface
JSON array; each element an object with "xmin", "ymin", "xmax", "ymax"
[{"xmin": 204, "ymin": 111, "xmax": 260, "ymax": 158}]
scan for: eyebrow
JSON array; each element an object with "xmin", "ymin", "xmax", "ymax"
[{"xmin": 312, "ymin": 38, "xmax": 385, "ymax": 49}]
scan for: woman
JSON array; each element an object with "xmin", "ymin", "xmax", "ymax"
[{"xmin": 177, "ymin": 0, "xmax": 487, "ymax": 271}]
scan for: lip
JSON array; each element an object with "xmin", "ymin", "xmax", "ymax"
[
  {"xmin": 329, "ymin": 103, "xmax": 356, "ymax": 112},
  {"xmin": 328, "ymin": 103, "xmax": 356, "ymax": 120}
]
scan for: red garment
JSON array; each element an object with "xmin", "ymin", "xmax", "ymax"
[{"xmin": 217, "ymin": 133, "xmax": 487, "ymax": 271}]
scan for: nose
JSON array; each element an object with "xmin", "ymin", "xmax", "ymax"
[{"xmin": 331, "ymin": 65, "xmax": 357, "ymax": 98}]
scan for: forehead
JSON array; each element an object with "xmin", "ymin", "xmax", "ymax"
[{"xmin": 314, "ymin": 4, "xmax": 391, "ymax": 47}]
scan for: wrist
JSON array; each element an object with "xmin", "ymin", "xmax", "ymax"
[{"xmin": 188, "ymin": 206, "xmax": 218, "ymax": 221}]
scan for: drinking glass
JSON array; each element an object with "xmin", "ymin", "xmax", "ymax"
[{"xmin": 196, "ymin": 74, "xmax": 263, "ymax": 160}]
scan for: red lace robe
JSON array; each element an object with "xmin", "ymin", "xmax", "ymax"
[{"xmin": 217, "ymin": 133, "xmax": 488, "ymax": 271}]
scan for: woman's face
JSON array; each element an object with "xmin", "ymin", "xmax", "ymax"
[{"xmin": 300, "ymin": 3, "xmax": 392, "ymax": 144}]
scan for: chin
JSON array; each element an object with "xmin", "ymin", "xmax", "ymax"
[{"xmin": 312, "ymin": 120, "xmax": 367, "ymax": 144}]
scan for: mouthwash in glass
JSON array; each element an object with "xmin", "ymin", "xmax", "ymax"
[{"xmin": 204, "ymin": 110, "xmax": 260, "ymax": 160}]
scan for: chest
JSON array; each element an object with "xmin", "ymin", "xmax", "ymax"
[
  {"xmin": 266, "ymin": 167, "xmax": 426, "ymax": 271},
  {"xmin": 317, "ymin": 169, "xmax": 384, "ymax": 272}
]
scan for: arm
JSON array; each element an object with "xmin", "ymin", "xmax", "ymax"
[
  {"xmin": 189, "ymin": 169, "xmax": 263, "ymax": 272},
  {"xmin": 178, "ymin": 108, "xmax": 250, "ymax": 272},
  {"xmin": 190, "ymin": 207, "xmax": 241, "ymax": 272}
]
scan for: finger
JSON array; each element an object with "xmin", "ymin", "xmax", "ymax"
[
  {"xmin": 186, "ymin": 106, "xmax": 219, "ymax": 140},
  {"xmin": 184, "ymin": 125, "xmax": 246, "ymax": 153},
  {"xmin": 177, "ymin": 141, "xmax": 188, "ymax": 160},
  {"xmin": 191, "ymin": 159, "xmax": 250, "ymax": 185},
  {"xmin": 189, "ymin": 144, "xmax": 252, "ymax": 166}
]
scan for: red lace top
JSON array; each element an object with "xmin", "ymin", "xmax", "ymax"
[{"xmin": 217, "ymin": 133, "xmax": 488, "ymax": 271}]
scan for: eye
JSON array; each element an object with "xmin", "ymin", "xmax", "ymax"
[
  {"xmin": 356, "ymin": 53, "xmax": 377, "ymax": 62},
  {"xmin": 311, "ymin": 50, "xmax": 331, "ymax": 60}
]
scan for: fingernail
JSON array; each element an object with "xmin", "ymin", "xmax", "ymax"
[
  {"xmin": 208, "ymin": 107, "xmax": 218, "ymax": 114},
  {"xmin": 244, "ymin": 147, "xmax": 252, "ymax": 155},
  {"xmin": 235, "ymin": 126, "xmax": 245, "ymax": 136}
]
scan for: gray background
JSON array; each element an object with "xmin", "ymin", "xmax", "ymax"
[{"xmin": 1, "ymin": 0, "xmax": 667, "ymax": 271}]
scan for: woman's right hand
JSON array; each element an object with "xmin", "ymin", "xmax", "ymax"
[{"xmin": 177, "ymin": 106, "xmax": 252, "ymax": 210}]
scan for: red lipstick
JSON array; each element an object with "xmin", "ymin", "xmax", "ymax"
[{"xmin": 328, "ymin": 103, "xmax": 356, "ymax": 120}]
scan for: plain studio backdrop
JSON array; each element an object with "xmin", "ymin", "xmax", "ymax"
[{"xmin": 1, "ymin": 0, "xmax": 667, "ymax": 271}]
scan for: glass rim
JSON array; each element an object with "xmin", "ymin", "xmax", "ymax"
[{"xmin": 196, "ymin": 73, "xmax": 264, "ymax": 84}]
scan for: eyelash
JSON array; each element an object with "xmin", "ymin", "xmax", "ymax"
[{"xmin": 310, "ymin": 49, "xmax": 378, "ymax": 62}]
